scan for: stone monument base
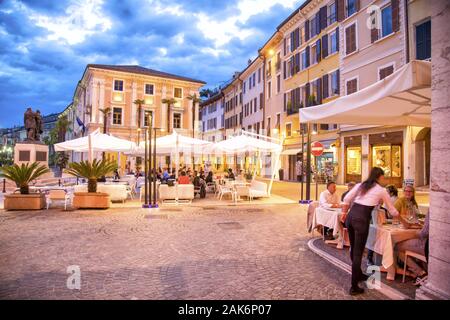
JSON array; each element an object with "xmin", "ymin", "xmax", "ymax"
[{"xmin": 14, "ymin": 142, "xmax": 53, "ymax": 178}]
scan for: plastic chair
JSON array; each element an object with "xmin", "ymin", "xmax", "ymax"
[
  {"xmin": 46, "ymin": 189, "xmax": 72, "ymax": 210},
  {"xmin": 402, "ymin": 250, "xmax": 428, "ymax": 283}
]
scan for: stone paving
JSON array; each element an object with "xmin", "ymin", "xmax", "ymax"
[{"xmin": 0, "ymin": 203, "xmax": 388, "ymax": 300}]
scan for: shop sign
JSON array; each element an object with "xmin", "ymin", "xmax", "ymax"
[{"xmin": 311, "ymin": 141, "xmax": 324, "ymax": 157}]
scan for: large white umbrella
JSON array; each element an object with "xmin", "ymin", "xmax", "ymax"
[
  {"xmin": 299, "ymin": 60, "xmax": 431, "ymax": 127},
  {"xmin": 54, "ymin": 129, "xmax": 136, "ymax": 161},
  {"xmin": 212, "ymin": 132, "xmax": 283, "ymax": 196},
  {"xmin": 130, "ymin": 131, "xmax": 212, "ymax": 156}
]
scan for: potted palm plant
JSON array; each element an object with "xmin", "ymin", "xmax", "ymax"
[
  {"xmin": 0, "ymin": 162, "xmax": 50, "ymax": 210},
  {"xmin": 65, "ymin": 159, "xmax": 117, "ymax": 209}
]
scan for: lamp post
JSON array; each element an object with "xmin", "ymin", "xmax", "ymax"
[
  {"xmin": 305, "ymin": 123, "xmax": 312, "ymax": 202},
  {"xmin": 143, "ymin": 123, "xmax": 149, "ymax": 208},
  {"xmin": 152, "ymin": 127, "xmax": 161, "ymax": 208}
]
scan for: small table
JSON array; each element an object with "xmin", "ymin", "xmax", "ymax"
[
  {"xmin": 312, "ymin": 207, "xmax": 343, "ymax": 238},
  {"xmin": 366, "ymin": 223, "xmax": 420, "ymax": 280}
]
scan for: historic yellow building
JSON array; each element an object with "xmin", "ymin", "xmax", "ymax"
[{"xmin": 70, "ymin": 64, "xmax": 205, "ymax": 171}]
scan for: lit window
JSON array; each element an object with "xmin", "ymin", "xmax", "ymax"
[
  {"xmin": 174, "ymin": 87, "xmax": 183, "ymax": 99},
  {"xmin": 143, "ymin": 110, "xmax": 153, "ymax": 127},
  {"xmin": 112, "ymin": 107, "xmax": 122, "ymax": 125},
  {"xmin": 173, "ymin": 113, "xmax": 181, "ymax": 129}
]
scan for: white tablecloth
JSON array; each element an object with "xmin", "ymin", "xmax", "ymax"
[
  {"xmin": 312, "ymin": 207, "xmax": 343, "ymax": 237},
  {"xmin": 366, "ymin": 224, "xmax": 419, "ymax": 270}
]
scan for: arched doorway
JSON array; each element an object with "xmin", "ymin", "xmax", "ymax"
[{"xmin": 414, "ymin": 128, "xmax": 431, "ymax": 187}]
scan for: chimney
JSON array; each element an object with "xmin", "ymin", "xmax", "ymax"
[{"xmin": 248, "ymin": 59, "xmax": 252, "ymax": 65}]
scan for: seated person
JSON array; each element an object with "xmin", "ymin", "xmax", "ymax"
[
  {"xmin": 394, "ymin": 185, "xmax": 423, "ymax": 228},
  {"xmin": 341, "ymin": 182, "xmax": 356, "ymax": 202},
  {"xmin": 319, "ymin": 181, "xmax": 341, "ymax": 209},
  {"xmin": 178, "ymin": 171, "xmax": 191, "ymax": 185},
  {"xmin": 169, "ymin": 169, "xmax": 176, "ymax": 180},
  {"xmin": 114, "ymin": 169, "xmax": 120, "ymax": 180},
  {"xmin": 205, "ymin": 171, "xmax": 214, "ymax": 184},
  {"xmin": 380, "ymin": 185, "xmax": 399, "ymax": 218},
  {"xmin": 227, "ymin": 168, "xmax": 235, "ymax": 181},
  {"xmin": 236, "ymin": 170, "xmax": 246, "ymax": 181},
  {"xmin": 162, "ymin": 169, "xmax": 170, "ymax": 182},
  {"xmin": 395, "ymin": 212, "xmax": 429, "ymax": 285},
  {"xmin": 193, "ymin": 172, "xmax": 207, "ymax": 198},
  {"xmin": 319, "ymin": 181, "xmax": 341, "ymax": 241}
]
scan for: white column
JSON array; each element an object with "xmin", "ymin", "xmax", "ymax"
[
  {"xmin": 90, "ymin": 80, "xmax": 97, "ymax": 124},
  {"xmin": 361, "ymin": 134, "xmax": 369, "ymax": 180},
  {"xmin": 161, "ymin": 85, "xmax": 167, "ymax": 131},
  {"xmin": 132, "ymin": 81, "xmax": 137, "ymax": 127},
  {"xmin": 98, "ymin": 80, "xmax": 105, "ymax": 125},
  {"xmin": 416, "ymin": 0, "xmax": 450, "ymax": 300}
]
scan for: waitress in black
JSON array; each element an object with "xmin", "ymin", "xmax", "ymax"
[{"xmin": 342, "ymin": 167, "xmax": 400, "ymax": 295}]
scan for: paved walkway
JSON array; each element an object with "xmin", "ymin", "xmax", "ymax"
[{"xmin": 0, "ymin": 204, "xmax": 387, "ymax": 300}]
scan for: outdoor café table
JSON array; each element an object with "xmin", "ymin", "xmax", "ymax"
[
  {"xmin": 365, "ymin": 223, "xmax": 420, "ymax": 280},
  {"xmin": 312, "ymin": 207, "xmax": 343, "ymax": 239}
]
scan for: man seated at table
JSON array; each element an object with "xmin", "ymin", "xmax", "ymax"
[
  {"xmin": 178, "ymin": 171, "xmax": 190, "ymax": 185},
  {"xmin": 319, "ymin": 181, "xmax": 341, "ymax": 240}
]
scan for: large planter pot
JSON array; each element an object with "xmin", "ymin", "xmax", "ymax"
[
  {"xmin": 72, "ymin": 192, "xmax": 110, "ymax": 209},
  {"xmin": 4, "ymin": 193, "xmax": 46, "ymax": 210}
]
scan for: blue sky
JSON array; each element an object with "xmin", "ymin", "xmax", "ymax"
[{"xmin": 0, "ymin": 0, "xmax": 305, "ymax": 128}]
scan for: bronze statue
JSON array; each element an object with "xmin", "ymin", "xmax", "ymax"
[
  {"xmin": 35, "ymin": 110, "xmax": 43, "ymax": 141},
  {"xmin": 24, "ymin": 107, "xmax": 37, "ymax": 141}
]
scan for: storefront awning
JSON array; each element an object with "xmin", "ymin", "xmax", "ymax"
[
  {"xmin": 281, "ymin": 148, "xmax": 302, "ymax": 155},
  {"xmin": 299, "ymin": 60, "xmax": 431, "ymax": 127}
]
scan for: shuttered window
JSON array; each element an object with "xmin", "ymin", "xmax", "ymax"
[
  {"xmin": 416, "ymin": 20, "xmax": 431, "ymax": 60},
  {"xmin": 379, "ymin": 65, "xmax": 394, "ymax": 80},
  {"xmin": 345, "ymin": 23, "xmax": 357, "ymax": 55},
  {"xmin": 346, "ymin": 78, "xmax": 358, "ymax": 95}
]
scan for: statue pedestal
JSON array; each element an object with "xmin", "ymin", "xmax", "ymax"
[{"xmin": 13, "ymin": 143, "xmax": 53, "ymax": 178}]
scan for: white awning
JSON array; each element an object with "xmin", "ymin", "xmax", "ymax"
[
  {"xmin": 299, "ymin": 60, "xmax": 431, "ymax": 127},
  {"xmin": 281, "ymin": 148, "xmax": 302, "ymax": 155}
]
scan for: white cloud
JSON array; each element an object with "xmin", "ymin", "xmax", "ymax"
[
  {"xmin": 195, "ymin": 0, "xmax": 300, "ymax": 52},
  {"xmin": 201, "ymin": 47, "xmax": 231, "ymax": 58},
  {"xmin": 159, "ymin": 48, "xmax": 168, "ymax": 56},
  {"xmin": 151, "ymin": 0, "xmax": 185, "ymax": 17},
  {"xmin": 29, "ymin": 0, "xmax": 112, "ymax": 45},
  {"xmin": 173, "ymin": 33, "xmax": 185, "ymax": 45}
]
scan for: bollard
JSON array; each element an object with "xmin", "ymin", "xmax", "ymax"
[
  {"xmin": 58, "ymin": 179, "xmax": 61, "ymax": 187},
  {"xmin": 2, "ymin": 178, "xmax": 5, "ymax": 193}
]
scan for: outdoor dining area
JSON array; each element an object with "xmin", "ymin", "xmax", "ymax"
[{"xmin": 17, "ymin": 128, "xmax": 283, "ymax": 210}]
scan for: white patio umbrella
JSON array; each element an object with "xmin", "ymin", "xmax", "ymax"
[
  {"xmin": 299, "ymin": 60, "xmax": 431, "ymax": 126},
  {"xmin": 54, "ymin": 129, "xmax": 136, "ymax": 162},
  {"xmin": 212, "ymin": 132, "xmax": 283, "ymax": 196}
]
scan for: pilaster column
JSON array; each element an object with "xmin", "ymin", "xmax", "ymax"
[{"xmin": 416, "ymin": 0, "xmax": 450, "ymax": 300}]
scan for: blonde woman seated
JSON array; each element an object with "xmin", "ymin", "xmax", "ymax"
[{"xmin": 394, "ymin": 185, "xmax": 423, "ymax": 228}]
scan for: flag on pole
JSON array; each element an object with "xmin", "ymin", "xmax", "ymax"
[{"xmin": 76, "ymin": 116, "xmax": 86, "ymax": 134}]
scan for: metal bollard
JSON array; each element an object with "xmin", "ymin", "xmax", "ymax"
[
  {"xmin": 2, "ymin": 178, "xmax": 5, "ymax": 193},
  {"xmin": 58, "ymin": 179, "xmax": 61, "ymax": 187}
]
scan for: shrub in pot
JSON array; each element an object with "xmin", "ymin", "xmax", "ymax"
[
  {"xmin": 65, "ymin": 159, "xmax": 117, "ymax": 209},
  {"xmin": 0, "ymin": 162, "xmax": 50, "ymax": 210}
]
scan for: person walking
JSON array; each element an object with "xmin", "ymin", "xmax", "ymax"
[{"xmin": 342, "ymin": 167, "xmax": 400, "ymax": 295}]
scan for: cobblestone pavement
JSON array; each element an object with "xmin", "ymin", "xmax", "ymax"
[{"xmin": 0, "ymin": 204, "xmax": 387, "ymax": 300}]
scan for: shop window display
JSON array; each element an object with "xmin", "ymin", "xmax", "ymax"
[
  {"xmin": 347, "ymin": 147, "xmax": 362, "ymax": 175},
  {"xmin": 372, "ymin": 145, "xmax": 401, "ymax": 177}
]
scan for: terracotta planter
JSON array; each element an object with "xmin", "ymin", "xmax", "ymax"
[
  {"xmin": 4, "ymin": 193, "xmax": 46, "ymax": 210},
  {"xmin": 72, "ymin": 192, "xmax": 110, "ymax": 209}
]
